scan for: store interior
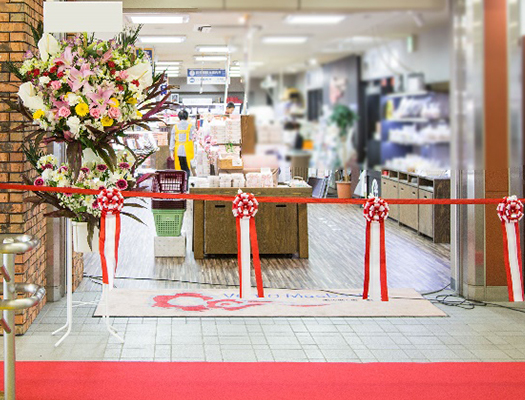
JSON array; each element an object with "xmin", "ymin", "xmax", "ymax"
[
  {"xmin": 6, "ymin": 3, "xmax": 525, "ymax": 395},
  {"xmin": 86, "ymin": 7, "xmax": 453, "ymax": 296}
]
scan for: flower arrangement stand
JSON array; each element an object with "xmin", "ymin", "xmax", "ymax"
[{"xmin": 52, "ymin": 219, "xmax": 123, "ymax": 347}]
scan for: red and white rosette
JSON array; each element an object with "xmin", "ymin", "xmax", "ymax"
[
  {"xmin": 363, "ymin": 196, "xmax": 389, "ymax": 301},
  {"xmin": 497, "ymin": 196, "xmax": 524, "ymax": 302},
  {"xmin": 232, "ymin": 190, "xmax": 264, "ymax": 298},
  {"xmin": 97, "ymin": 188, "xmax": 124, "ymax": 291}
]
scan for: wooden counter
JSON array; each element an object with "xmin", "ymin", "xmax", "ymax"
[{"xmin": 191, "ymin": 187, "xmax": 312, "ymax": 259}]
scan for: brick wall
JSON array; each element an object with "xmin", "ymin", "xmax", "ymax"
[{"xmin": 0, "ymin": 0, "xmax": 84, "ymax": 334}]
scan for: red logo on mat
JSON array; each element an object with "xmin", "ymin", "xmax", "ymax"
[{"xmin": 152, "ymin": 292, "xmax": 266, "ymax": 312}]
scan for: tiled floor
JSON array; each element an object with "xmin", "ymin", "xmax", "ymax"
[{"xmin": 10, "ymin": 289, "xmax": 525, "ymax": 363}]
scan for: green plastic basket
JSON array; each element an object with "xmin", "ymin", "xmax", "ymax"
[{"xmin": 152, "ymin": 209, "xmax": 185, "ymax": 237}]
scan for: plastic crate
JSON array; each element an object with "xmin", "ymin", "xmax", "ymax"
[
  {"xmin": 152, "ymin": 198, "xmax": 186, "ymax": 210},
  {"xmin": 153, "ymin": 170, "xmax": 187, "ymax": 193},
  {"xmin": 152, "ymin": 209, "xmax": 185, "ymax": 237}
]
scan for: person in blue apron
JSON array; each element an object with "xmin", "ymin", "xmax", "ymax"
[{"xmin": 169, "ymin": 110, "xmax": 194, "ymax": 176}]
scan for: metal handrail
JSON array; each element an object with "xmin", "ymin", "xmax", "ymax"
[
  {"xmin": 0, "ymin": 283, "xmax": 46, "ymax": 311},
  {"xmin": 0, "ymin": 235, "xmax": 39, "ymax": 254}
]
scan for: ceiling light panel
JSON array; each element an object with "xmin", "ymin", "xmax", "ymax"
[
  {"xmin": 130, "ymin": 15, "xmax": 189, "ymax": 24},
  {"xmin": 140, "ymin": 36, "xmax": 186, "ymax": 43},
  {"xmin": 156, "ymin": 61, "xmax": 183, "ymax": 65},
  {"xmin": 285, "ymin": 15, "xmax": 345, "ymax": 25},
  {"xmin": 194, "ymin": 55, "xmax": 228, "ymax": 62},
  {"xmin": 261, "ymin": 36, "xmax": 309, "ymax": 44},
  {"xmin": 195, "ymin": 45, "xmax": 233, "ymax": 53}
]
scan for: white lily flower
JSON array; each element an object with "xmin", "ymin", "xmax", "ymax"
[
  {"xmin": 67, "ymin": 116, "xmax": 81, "ymax": 135},
  {"xmin": 125, "ymin": 62, "xmax": 153, "ymax": 89},
  {"xmin": 18, "ymin": 82, "xmax": 46, "ymax": 110},
  {"xmin": 38, "ymin": 33, "xmax": 60, "ymax": 62}
]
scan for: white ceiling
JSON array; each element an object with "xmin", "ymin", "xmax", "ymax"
[{"xmin": 124, "ymin": 8, "xmax": 449, "ymax": 77}]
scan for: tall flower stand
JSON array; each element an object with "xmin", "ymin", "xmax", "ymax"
[{"xmin": 52, "ymin": 218, "xmax": 124, "ymax": 347}]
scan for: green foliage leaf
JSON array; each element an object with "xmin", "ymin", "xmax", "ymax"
[
  {"xmin": 30, "ymin": 21, "xmax": 44, "ymax": 46},
  {"xmin": 66, "ymin": 141, "xmax": 83, "ymax": 182},
  {"xmin": 120, "ymin": 211, "xmax": 146, "ymax": 226}
]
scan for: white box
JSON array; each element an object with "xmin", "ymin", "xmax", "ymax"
[{"xmin": 154, "ymin": 235, "xmax": 186, "ymax": 258}]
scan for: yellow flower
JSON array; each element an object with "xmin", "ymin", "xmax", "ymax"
[
  {"xmin": 136, "ymin": 111, "xmax": 142, "ymax": 118},
  {"xmin": 64, "ymin": 92, "xmax": 73, "ymax": 100},
  {"xmin": 126, "ymin": 97, "xmax": 137, "ymax": 105},
  {"xmin": 75, "ymin": 103, "xmax": 89, "ymax": 117},
  {"xmin": 33, "ymin": 109, "xmax": 45, "ymax": 120},
  {"xmin": 109, "ymin": 97, "xmax": 119, "ymax": 108},
  {"xmin": 101, "ymin": 115, "xmax": 114, "ymax": 127}
]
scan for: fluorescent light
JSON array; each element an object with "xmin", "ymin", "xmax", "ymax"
[
  {"xmin": 343, "ymin": 36, "xmax": 376, "ymax": 44},
  {"xmin": 130, "ymin": 15, "xmax": 189, "ymax": 24},
  {"xmin": 140, "ymin": 36, "xmax": 186, "ymax": 43},
  {"xmin": 229, "ymin": 66, "xmax": 241, "ymax": 71},
  {"xmin": 285, "ymin": 15, "xmax": 345, "ymax": 25},
  {"xmin": 194, "ymin": 55, "xmax": 227, "ymax": 62},
  {"xmin": 229, "ymin": 74, "xmax": 241, "ymax": 78},
  {"xmin": 195, "ymin": 45, "xmax": 233, "ymax": 53},
  {"xmin": 156, "ymin": 61, "xmax": 183, "ymax": 65},
  {"xmin": 261, "ymin": 36, "xmax": 308, "ymax": 44},
  {"xmin": 164, "ymin": 66, "xmax": 180, "ymax": 71},
  {"xmin": 231, "ymin": 61, "xmax": 264, "ymax": 67}
]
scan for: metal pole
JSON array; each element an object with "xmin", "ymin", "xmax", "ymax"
[
  {"xmin": 52, "ymin": 218, "xmax": 73, "ymax": 346},
  {"xmin": 3, "ymin": 249, "xmax": 16, "ymax": 400},
  {"xmin": 224, "ymin": 51, "xmax": 231, "ymax": 112},
  {"xmin": 242, "ymin": 26, "xmax": 254, "ymax": 115}
]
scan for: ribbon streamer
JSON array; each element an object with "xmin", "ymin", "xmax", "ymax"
[
  {"xmin": 363, "ymin": 196, "xmax": 389, "ymax": 301},
  {"xmin": 98, "ymin": 188, "xmax": 124, "ymax": 290},
  {"xmin": 233, "ymin": 191, "xmax": 264, "ymax": 298},
  {"xmin": 497, "ymin": 196, "xmax": 525, "ymax": 302}
]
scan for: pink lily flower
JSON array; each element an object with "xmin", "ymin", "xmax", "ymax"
[
  {"xmin": 101, "ymin": 49, "xmax": 113, "ymax": 63},
  {"xmin": 68, "ymin": 63, "xmax": 94, "ymax": 92},
  {"xmin": 85, "ymin": 86, "xmax": 114, "ymax": 110},
  {"xmin": 53, "ymin": 46, "xmax": 76, "ymax": 69}
]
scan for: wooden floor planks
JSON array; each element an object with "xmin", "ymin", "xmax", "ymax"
[{"xmin": 82, "ymin": 201, "xmax": 450, "ymax": 293}]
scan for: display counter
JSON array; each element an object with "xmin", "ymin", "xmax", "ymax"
[
  {"xmin": 191, "ymin": 186, "xmax": 312, "ymax": 259},
  {"xmin": 381, "ymin": 168, "xmax": 450, "ymax": 243}
]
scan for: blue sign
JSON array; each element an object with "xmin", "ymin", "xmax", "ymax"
[{"xmin": 187, "ymin": 69, "xmax": 227, "ymax": 85}]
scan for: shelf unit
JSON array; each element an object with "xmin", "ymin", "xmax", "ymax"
[
  {"xmin": 379, "ymin": 91, "xmax": 450, "ymax": 167},
  {"xmin": 381, "ymin": 168, "xmax": 450, "ymax": 243}
]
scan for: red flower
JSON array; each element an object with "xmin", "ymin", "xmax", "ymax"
[
  {"xmin": 107, "ymin": 61, "xmax": 116, "ymax": 68},
  {"xmin": 110, "ymin": 69, "xmax": 116, "ymax": 75},
  {"xmin": 34, "ymin": 177, "xmax": 45, "ymax": 186},
  {"xmin": 55, "ymin": 61, "xmax": 64, "ymax": 66},
  {"xmin": 117, "ymin": 84, "xmax": 124, "ymax": 91},
  {"xmin": 132, "ymin": 79, "xmax": 139, "ymax": 87},
  {"xmin": 49, "ymin": 66, "xmax": 57, "ymax": 74},
  {"xmin": 116, "ymin": 179, "xmax": 128, "ymax": 190},
  {"xmin": 32, "ymin": 68, "xmax": 40, "ymax": 77},
  {"xmin": 115, "ymin": 76, "xmax": 122, "ymax": 81},
  {"xmin": 42, "ymin": 71, "xmax": 49, "ymax": 77},
  {"xmin": 57, "ymin": 71, "xmax": 64, "ymax": 78}
]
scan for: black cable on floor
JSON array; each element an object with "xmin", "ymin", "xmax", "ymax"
[{"xmin": 83, "ymin": 273, "xmax": 449, "ymax": 301}]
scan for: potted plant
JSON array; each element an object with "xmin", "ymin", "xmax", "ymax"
[{"xmin": 329, "ymin": 104, "xmax": 358, "ymax": 198}]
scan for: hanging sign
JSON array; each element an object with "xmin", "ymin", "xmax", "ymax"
[
  {"xmin": 44, "ymin": 1, "xmax": 123, "ymax": 33},
  {"xmin": 187, "ymin": 69, "xmax": 227, "ymax": 85}
]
